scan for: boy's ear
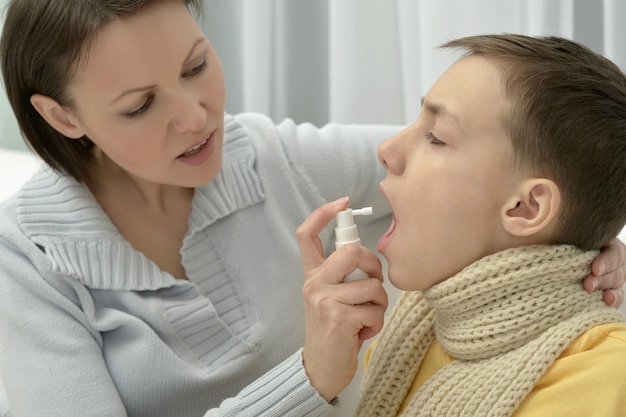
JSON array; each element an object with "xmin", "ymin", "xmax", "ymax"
[
  {"xmin": 501, "ymin": 178, "xmax": 561, "ymax": 237},
  {"xmin": 30, "ymin": 94, "xmax": 85, "ymax": 139}
]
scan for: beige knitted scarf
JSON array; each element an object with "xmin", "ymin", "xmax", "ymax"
[{"xmin": 355, "ymin": 245, "xmax": 625, "ymax": 417}]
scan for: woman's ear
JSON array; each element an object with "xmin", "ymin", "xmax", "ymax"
[
  {"xmin": 30, "ymin": 94, "xmax": 85, "ymax": 139},
  {"xmin": 501, "ymin": 178, "xmax": 561, "ymax": 237}
]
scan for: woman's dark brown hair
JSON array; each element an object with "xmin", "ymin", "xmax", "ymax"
[{"xmin": 1, "ymin": 0, "xmax": 203, "ymax": 183}]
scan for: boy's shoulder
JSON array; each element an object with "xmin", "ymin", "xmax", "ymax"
[
  {"xmin": 563, "ymin": 321, "xmax": 626, "ymax": 354},
  {"xmin": 514, "ymin": 322, "xmax": 626, "ymax": 417}
]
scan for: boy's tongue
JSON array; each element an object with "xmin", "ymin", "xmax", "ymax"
[{"xmin": 377, "ymin": 215, "xmax": 396, "ymax": 252}]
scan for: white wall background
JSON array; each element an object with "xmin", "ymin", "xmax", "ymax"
[
  {"xmin": 1, "ymin": 1, "xmax": 625, "ymax": 415},
  {"xmin": 199, "ymin": 0, "xmax": 626, "ymax": 126}
]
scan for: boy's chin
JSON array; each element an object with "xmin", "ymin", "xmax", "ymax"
[
  {"xmin": 388, "ymin": 272, "xmax": 429, "ymax": 292},
  {"xmin": 388, "ymin": 267, "xmax": 445, "ymax": 292}
]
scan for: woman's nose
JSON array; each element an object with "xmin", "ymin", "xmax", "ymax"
[{"xmin": 171, "ymin": 89, "xmax": 207, "ymax": 134}]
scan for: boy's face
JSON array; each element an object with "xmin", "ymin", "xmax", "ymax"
[{"xmin": 377, "ymin": 56, "xmax": 522, "ymax": 291}]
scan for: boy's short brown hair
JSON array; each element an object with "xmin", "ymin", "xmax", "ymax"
[{"xmin": 442, "ymin": 34, "xmax": 626, "ymax": 249}]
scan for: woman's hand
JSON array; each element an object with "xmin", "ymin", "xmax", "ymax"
[
  {"xmin": 297, "ymin": 198, "xmax": 388, "ymax": 402},
  {"xmin": 583, "ymin": 238, "xmax": 625, "ymax": 307}
]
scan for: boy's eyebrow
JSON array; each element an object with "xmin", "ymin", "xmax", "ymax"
[
  {"xmin": 109, "ymin": 37, "xmax": 206, "ymax": 106},
  {"xmin": 421, "ymin": 96, "xmax": 460, "ymax": 127}
]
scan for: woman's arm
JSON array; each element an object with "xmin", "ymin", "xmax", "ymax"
[
  {"xmin": 0, "ymin": 241, "xmax": 128, "ymax": 417},
  {"xmin": 273, "ymin": 116, "xmax": 402, "ymax": 224}
]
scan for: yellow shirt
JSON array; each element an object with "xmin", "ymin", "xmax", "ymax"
[{"xmin": 364, "ymin": 323, "xmax": 626, "ymax": 416}]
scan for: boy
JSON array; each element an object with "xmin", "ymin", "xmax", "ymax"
[
  {"xmin": 298, "ymin": 34, "xmax": 626, "ymax": 416},
  {"xmin": 356, "ymin": 34, "xmax": 626, "ymax": 417}
]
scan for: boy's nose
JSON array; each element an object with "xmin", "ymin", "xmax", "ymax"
[{"xmin": 377, "ymin": 133, "xmax": 406, "ymax": 175}]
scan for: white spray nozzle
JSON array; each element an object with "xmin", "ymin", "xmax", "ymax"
[
  {"xmin": 351, "ymin": 207, "xmax": 373, "ymax": 216},
  {"xmin": 335, "ymin": 207, "xmax": 373, "ymax": 228}
]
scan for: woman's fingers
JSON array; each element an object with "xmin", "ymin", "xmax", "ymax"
[
  {"xmin": 296, "ymin": 197, "xmax": 349, "ymax": 271},
  {"xmin": 584, "ymin": 238, "xmax": 626, "ymax": 307},
  {"xmin": 299, "ymin": 201, "xmax": 388, "ymax": 400},
  {"xmin": 318, "ymin": 243, "xmax": 383, "ymax": 285},
  {"xmin": 302, "ymin": 271, "xmax": 388, "ymax": 401},
  {"xmin": 603, "ymin": 288, "xmax": 624, "ymax": 308}
]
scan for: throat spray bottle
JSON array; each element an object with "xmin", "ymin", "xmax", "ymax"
[{"xmin": 335, "ymin": 207, "xmax": 373, "ymax": 281}]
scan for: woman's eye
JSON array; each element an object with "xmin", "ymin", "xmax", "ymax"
[
  {"xmin": 425, "ymin": 132, "xmax": 445, "ymax": 146},
  {"xmin": 121, "ymin": 58, "xmax": 206, "ymax": 119},
  {"xmin": 124, "ymin": 95, "xmax": 155, "ymax": 119},
  {"xmin": 184, "ymin": 60, "xmax": 207, "ymax": 77}
]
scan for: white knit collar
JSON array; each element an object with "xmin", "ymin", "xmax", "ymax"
[{"xmin": 16, "ymin": 114, "xmax": 265, "ymax": 290}]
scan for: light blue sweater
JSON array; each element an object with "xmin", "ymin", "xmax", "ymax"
[{"xmin": 0, "ymin": 113, "xmax": 399, "ymax": 417}]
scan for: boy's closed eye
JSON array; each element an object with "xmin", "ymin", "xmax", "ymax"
[{"xmin": 425, "ymin": 132, "xmax": 445, "ymax": 146}]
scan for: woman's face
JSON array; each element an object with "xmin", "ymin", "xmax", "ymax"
[{"xmin": 64, "ymin": 0, "xmax": 226, "ymax": 187}]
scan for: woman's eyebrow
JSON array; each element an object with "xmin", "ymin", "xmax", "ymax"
[
  {"xmin": 109, "ymin": 37, "xmax": 207, "ymax": 106},
  {"xmin": 183, "ymin": 37, "xmax": 207, "ymax": 64},
  {"xmin": 109, "ymin": 84, "xmax": 157, "ymax": 106}
]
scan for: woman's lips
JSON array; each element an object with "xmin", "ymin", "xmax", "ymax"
[
  {"xmin": 180, "ymin": 138, "xmax": 208, "ymax": 157},
  {"xmin": 176, "ymin": 132, "xmax": 215, "ymax": 166}
]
